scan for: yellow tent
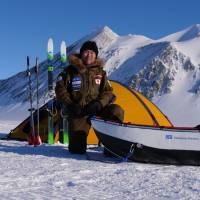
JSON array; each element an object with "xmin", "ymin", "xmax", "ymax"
[
  {"xmin": 111, "ymin": 81, "xmax": 172, "ymax": 126},
  {"xmin": 8, "ymin": 80, "xmax": 173, "ymax": 144}
]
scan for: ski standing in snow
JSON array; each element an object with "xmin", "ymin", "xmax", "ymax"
[
  {"xmin": 47, "ymin": 38, "xmax": 55, "ymax": 144},
  {"xmin": 60, "ymin": 41, "xmax": 69, "ymax": 144}
]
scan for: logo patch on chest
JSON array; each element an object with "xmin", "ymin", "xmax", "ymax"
[
  {"xmin": 94, "ymin": 74, "xmax": 102, "ymax": 85},
  {"xmin": 72, "ymin": 76, "xmax": 81, "ymax": 91},
  {"xmin": 95, "ymin": 79, "xmax": 101, "ymax": 85}
]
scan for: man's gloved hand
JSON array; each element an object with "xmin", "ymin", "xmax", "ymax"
[
  {"xmin": 83, "ymin": 100, "xmax": 103, "ymax": 116},
  {"xmin": 68, "ymin": 103, "xmax": 82, "ymax": 116}
]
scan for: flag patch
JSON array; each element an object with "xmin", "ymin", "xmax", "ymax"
[
  {"xmin": 95, "ymin": 79, "xmax": 101, "ymax": 85},
  {"xmin": 72, "ymin": 76, "xmax": 81, "ymax": 91}
]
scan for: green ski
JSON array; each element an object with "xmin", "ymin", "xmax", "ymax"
[
  {"xmin": 60, "ymin": 41, "xmax": 69, "ymax": 144},
  {"xmin": 47, "ymin": 38, "xmax": 54, "ymax": 144}
]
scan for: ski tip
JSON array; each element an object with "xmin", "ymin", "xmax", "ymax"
[
  {"xmin": 60, "ymin": 41, "xmax": 67, "ymax": 63},
  {"xmin": 47, "ymin": 38, "xmax": 53, "ymax": 53},
  {"xmin": 61, "ymin": 40, "xmax": 66, "ymax": 46},
  {"xmin": 48, "ymin": 37, "xmax": 53, "ymax": 43},
  {"xmin": 61, "ymin": 41, "xmax": 66, "ymax": 51}
]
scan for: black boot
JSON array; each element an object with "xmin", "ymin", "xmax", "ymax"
[{"xmin": 68, "ymin": 131, "xmax": 87, "ymax": 154}]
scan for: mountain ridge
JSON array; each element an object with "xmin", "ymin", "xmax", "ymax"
[{"xmin": 0, "ymin": 24, "xmax": 200, "ymax": 127}]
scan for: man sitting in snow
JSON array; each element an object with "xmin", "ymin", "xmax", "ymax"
[{"xmin": 55, "ymin": 41, "xmax": 124, "ymax": 154}]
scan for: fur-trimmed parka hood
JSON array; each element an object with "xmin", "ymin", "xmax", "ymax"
[{"xmin": 68, "ymin": 54, "xmax": 104, "ymax": 73}]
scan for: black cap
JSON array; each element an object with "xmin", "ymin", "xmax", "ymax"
[{"xmin": 80, "ymin": 41, "xmax": 98, "ymax": 57}]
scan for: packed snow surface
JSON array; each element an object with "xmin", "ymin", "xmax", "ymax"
[{"xmin": 0, "ymin": 139, "xmax": 200, "ymax": 200}]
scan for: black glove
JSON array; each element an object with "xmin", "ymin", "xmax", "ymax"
[
  {"xmin": 83, "ymin": 100, "xmax": 102, "ymax": 116},
  {"xmin": 67, "ymin": 103, "xmax": 82, "ymax": 116}
]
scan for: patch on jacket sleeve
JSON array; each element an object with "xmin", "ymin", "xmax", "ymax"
[{"xmin": 72, "ymin": 76, "xmax": 81, "ymax": 91}]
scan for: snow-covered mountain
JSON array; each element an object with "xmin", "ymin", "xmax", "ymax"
[
  {"xmin": 1, "ymin": 24, "xmax": 200, "ymax": 130},
  {"xmin": 160, "ymin": 24, "xmax": 200, "ymax": 42}
]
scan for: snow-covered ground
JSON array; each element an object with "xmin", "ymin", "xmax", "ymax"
[
  {"xmin": 0, "ymin": 139, "xmax": 200, "ymax": 200},
  {"xmin": 1, "ymin": 24, "xmax": 200, "ymax": 199}
]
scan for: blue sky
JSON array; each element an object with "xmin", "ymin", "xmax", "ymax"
[{"xmin": 0, "ymin": 0, "xmax": 200, "ymax": 79}]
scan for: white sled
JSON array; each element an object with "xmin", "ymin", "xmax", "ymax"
[{"xmin": 91, "ymin": 118, "xmax": 200, "ymax": 165}]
